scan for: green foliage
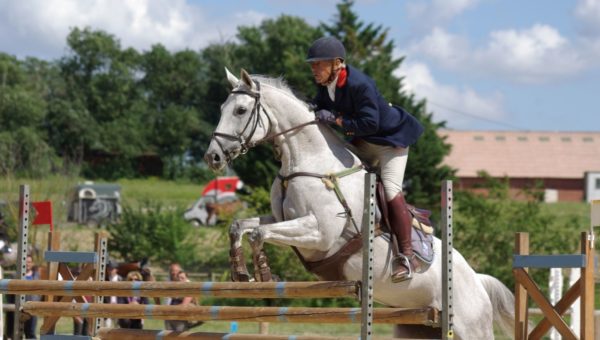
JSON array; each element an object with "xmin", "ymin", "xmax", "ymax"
[
  {"xmin": 0, "ymin": 1, "xmax": 454, "ymax": 204},
  {"xmin": 454, "ymin": 173, "xmax": 587, "ymax": 288},
  {"xmin": 106, "ymin": 201, "xmax": 200, "ymax": 269}
]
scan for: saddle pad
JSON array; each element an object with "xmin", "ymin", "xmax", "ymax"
[{"xmin": 412, "ymin": 227, "xmax": 434, "ymax": 264}]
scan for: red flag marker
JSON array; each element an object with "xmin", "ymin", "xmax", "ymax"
[{"xmin": 32, "ymin": 201, "xmax": 53, "ymax": 232}]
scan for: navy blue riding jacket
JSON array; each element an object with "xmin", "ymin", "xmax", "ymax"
[{"xmin": 313, "ymin": 65, "xmax": 423, "ymax": 148}]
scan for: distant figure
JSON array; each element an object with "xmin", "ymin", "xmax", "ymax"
[
  {"xmin": 164, "ymin": 271, "xmax": 201, "ymax": 332},
  {"xmin": 117, "ymin": 271, "xmax": 148, "ymax": 329},
  {"xmin": 24, "ymin": 254, "xmax": 41, "ymax": 339},
  {"xmin": 104, "ymin": 260, "xmax": 122, "ymax": 328}
]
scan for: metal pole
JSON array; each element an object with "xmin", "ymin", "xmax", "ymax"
[
  {"xmin": 441, "ymin": 180, "xmax": 454, "ymax": 339},
  {"xmin": 93, "ymin": 233, "xmax": 109, "ymax": 336},
  {"xmin": 15, "ymin": 184, "xmax": 30, "ymax": 340},
  {"xmin": 361, "ymin": 173, "xmax": 376, "ymax": 340}
]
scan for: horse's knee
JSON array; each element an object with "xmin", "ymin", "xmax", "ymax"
[
  {"xmin": 248, "ymin": 228, "xmax": 264, "ymax": 248},
  {"xmin": 229, "ymin": 220, "xmax": 241, "ymax": 239}
]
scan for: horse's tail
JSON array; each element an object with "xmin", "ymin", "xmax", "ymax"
[{"xmin": 478, "ymin": 273, "xmax": 515, "ymax": 336}]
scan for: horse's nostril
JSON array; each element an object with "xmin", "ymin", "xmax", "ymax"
[{"xmin": 204, "ymin": 152, "xmax": 221, "ymax": 165}]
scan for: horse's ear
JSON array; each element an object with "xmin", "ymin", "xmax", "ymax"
[
  {"xmin": 240, "ymin": 68, "xmax": 255, "ymax": 90},
  {"xmin": 225, "ymin": 67, "xmax": 239, "ymax": 88}
]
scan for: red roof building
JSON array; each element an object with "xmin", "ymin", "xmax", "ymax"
[{"xmin": 441, "ymin": 130, "xmax": 600, "ymax": 202}]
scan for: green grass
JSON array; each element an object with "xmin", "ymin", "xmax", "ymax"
[
  {"xmin": 118, "ymin": 178, "xmax": 205, "ymax": 209},
  {"xmin": 0, "ymin": 176, "xmax": 205, "ymax": 223},
  {"xmin": 48, "ymin": 318, "xmax": 395, "ymax": 337}
]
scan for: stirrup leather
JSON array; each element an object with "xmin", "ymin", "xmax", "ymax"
[{"xmin": 391, "ymin": 253, "xmax": 414, "ymax": 283}]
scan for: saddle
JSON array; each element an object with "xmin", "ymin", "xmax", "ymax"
[
  {"xmin": 376, "ymin": 181, "xmax": 435, "ymax": 269},
  {"xmin": 295, "ymin": 179, "xmax": 435, "ymax": 282}
]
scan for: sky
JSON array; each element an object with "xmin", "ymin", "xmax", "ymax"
[{"xmin": 1, "ymin": 0, "xmax": 599, "ymax": 132}]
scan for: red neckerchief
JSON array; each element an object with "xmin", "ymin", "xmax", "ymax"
[{"xmin": 336, "ymin": 67, "xmax": 347, "ymax": 88}]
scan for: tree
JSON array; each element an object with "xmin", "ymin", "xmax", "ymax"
[
  {"xmin": 140, "ymin": 45, "xmax": 204, "ymax": 178},
  {"xmin": 56, "ymin": 28, "xmax": 147, "ymax": 178},
  {"xmin": 0, "ymin": 53, "xmax": 58, "ymax": 176}
]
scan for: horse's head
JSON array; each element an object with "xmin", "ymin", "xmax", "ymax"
[{"xmin": 204, "ymin": 68, "xmax": 272, "ymax": 171}]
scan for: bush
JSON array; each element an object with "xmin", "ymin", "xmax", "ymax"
[{"xmin": 106, "ymin": 201, "xmax": 201, "ymax": 269}]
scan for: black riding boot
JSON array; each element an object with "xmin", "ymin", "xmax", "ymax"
[{"xmin": 388, "ymin": 193, "xmax": 419, "ymax": 283}]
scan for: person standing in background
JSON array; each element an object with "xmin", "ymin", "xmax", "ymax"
[
  {"xmin": 103, "ymin": 260, "xmax": 122, "ymax": 328},
  {"xmin": 24, "ymin": 254, "xmax": 41, "ymax": 339},
  {"xmin": 117, "ymin": 271, "xmax": 148, "ymax": 329}
]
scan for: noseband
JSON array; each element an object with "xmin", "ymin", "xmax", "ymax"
[{"xmin": 210, "ymin": 80, "xmax": 317, "ymax": 163}]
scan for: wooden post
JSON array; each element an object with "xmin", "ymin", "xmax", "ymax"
[
  {"xmin": 23, "ymin": 302, "xmax": 439, "ymax": 325},
  {"xmin": 580, "ymin": 231, "xmax": 594, "ymax": 339},
  {"xmin": 514, "ymin": 232, "xmax": 529, "ymax": 340}
]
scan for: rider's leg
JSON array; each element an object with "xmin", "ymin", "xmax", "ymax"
[
  {"xmin": 352, "ymin": 140, "xmax": 417, "ymax": 282},
  {"xmin": 387, "ymin": 192, "xmax": 420, "ymax": 282},
  {"xmin": 377, "ymin": 145, "xmax": 419, "ymax": 282}
]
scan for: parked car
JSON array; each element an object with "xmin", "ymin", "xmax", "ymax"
[{"xmin": 184, "ymin": 177, "xmax": 245, "ymax": 226}]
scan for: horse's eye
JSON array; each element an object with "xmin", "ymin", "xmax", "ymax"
[{"xmin": 236, "ymin": 107, "xmax": 247, "ymax": 115}]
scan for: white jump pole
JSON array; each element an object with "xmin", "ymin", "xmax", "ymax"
[
  {"xmin": 548, "ymin": 267, "xmax": 563, "ymax": 340},
  {"xmin": 569, "ymin": 267, "xmax": 581, "ymax": 337}
]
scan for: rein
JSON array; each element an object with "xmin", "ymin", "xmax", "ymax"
[
  {"xmin": 212, "ymin": 78, "xmax": 364, "ymax": 234},
  {"xmin": 210, "ymin": 81, "xmax": 317, "ymax": 162}
]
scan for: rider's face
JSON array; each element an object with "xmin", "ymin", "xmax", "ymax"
[{"xmin": 310, "ymin": 60, "xmax": 335, "ymax": 85}]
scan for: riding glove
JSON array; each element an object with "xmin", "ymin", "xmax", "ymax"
[{"xmin": 316, "ymin": 109, "xmax": 337, "ymax": 124}]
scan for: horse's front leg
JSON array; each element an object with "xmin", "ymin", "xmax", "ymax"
[
  {"xmin": 246, "ymin": 214, "xmax": 324, "ymax": 281},
  {"xmin": 248, "ymin": 229, "xmax": 273, "ymax": 282},
  {"xmin": 229, "ymin": 216, "xmax": 275, "ymax": 282}
]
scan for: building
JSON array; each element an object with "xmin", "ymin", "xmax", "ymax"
[{"xmin": 441, "ymin": 130, "xmax": 600, "ymax": 202}]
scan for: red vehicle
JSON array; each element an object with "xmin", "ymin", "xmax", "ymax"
[{"xmin": 184, "ymin": 177, "xmax": 245, "ymax": 226}]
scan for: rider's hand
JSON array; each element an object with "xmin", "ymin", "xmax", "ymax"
[{"xmin": 316, "ymin": 109, "xmax": 337, "ymax": 124}]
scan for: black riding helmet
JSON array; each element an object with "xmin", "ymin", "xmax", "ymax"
[{"xmin": 306, "ymin": 36, "xmax": 346, "ymax": 62}]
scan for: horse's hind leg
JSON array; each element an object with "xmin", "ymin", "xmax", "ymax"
[{"xmin": 229, "ymin": 216, "xmax": 275, "ymax": 282}]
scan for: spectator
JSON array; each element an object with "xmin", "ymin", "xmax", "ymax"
[
  {"xmin": 164, "ymin": 263, "xmax": 182, "ymax": 304},
  {"xmin": 164, "ymin": 271, "xmax": 201, "ymax": 331},
  {"xmin": 103, "ymin": 260, "xmax": 122, "ymax": 328},
  {"xmin": 24, "ymin": 254, "xmax": 41, "ymax": 339},
  {"xmin": 168, "ymin": 263, "xmax": 182, "ymax": 282},
  {"xmin": 117, "ymin": 271, "xmax": 148, "ymax": 329}
]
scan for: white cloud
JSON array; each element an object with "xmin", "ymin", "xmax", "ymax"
[
  {"xmin": 574, "ymin": 0, "xmax": 600, "ymax": 37},
  {"xmin": 397, "ymin": 61, "xmax": 508, "ymax": 129},
  {"xmin": 405, "ymin": 0, "xmax": 478, "ymax": 33},
  {"xmin": 0, "ymin": 0, "xmax": 265, "ymax": 59},
  {"xmin": 409, "ymin": 25, "xmax": 587, "ymax": 83}
]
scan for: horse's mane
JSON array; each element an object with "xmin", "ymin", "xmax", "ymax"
[{"xmin": 251, "ymin": 74, "xmax": 311, "ymax": 106}]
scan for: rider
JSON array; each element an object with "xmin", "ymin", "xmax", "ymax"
[{"xmin": 307, "ymin": 36, "xmax": 424, "ymax": 282}]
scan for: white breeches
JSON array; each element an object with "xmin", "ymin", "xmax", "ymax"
[{"xmin": 353, "ymin": 139, "xmax": 409, "ymax": 201}]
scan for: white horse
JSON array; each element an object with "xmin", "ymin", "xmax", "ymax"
[{"xmin": 204, "ymin": 68, "xmax": 515, "ymax": 339}]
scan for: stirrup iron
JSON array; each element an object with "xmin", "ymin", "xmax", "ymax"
[{"xmin": 391, "ymin": 254, "xmax": 413, "ymax": 283}]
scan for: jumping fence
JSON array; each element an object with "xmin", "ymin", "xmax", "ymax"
[{"xmin": 3, "ymin": 177, "xmax": 455, "ymax": 339}]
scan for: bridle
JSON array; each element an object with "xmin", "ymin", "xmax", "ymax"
[{"xmin": 210, "ymin": 80, "xmax": 317, "ymax": 163}]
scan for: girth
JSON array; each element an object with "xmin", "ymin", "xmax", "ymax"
[{"xmin": 276, "ymin": 165, "xmax": 377, "ymax": 281}]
